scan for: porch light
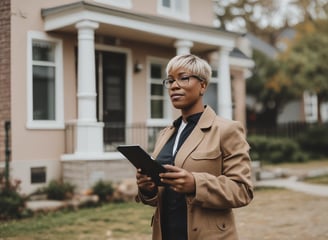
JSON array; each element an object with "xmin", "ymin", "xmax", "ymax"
[{"xmin": 134, "ymin": 62, "xmax": 143, "ymax": 73}]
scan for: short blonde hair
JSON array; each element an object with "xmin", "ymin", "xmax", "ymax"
[{"xmin": 166, "ymin": 54, "xmax": 212, "ymax": 85}]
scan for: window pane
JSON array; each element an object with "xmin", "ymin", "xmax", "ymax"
[
  {"xmin": 203, "ymin": 83, "xmax": 217, "ymax": 111},
  {"xmin": 33, "ymin": 41, "xmax": 55, "ymax": 62},
  {"xmin": 31, "ymin": 167, "xmax": 46, "ymax": 184},
  {"xmin": 151, "ymin": 63, "xmax": 163, "ymax": 78},
  {"xmin": 212, "ymin": 70, "xmax": 218, "ymax": 78},
  {"xmin": 33, "ymin": 66, "xmax": 56, "ymax": 120},
  {"xmin": 151, "ymin": 100, "xmax": 164, "ymax": 118},
  {"xmin": 162, "ymin": 0, "xmax": 171, "ymax": 8},
  {"xmin": 151, "ymin": 84, "xmax": 163, "ymax": 96}
]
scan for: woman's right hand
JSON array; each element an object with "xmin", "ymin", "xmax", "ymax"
[{"xmin": 136, "ymin": 168, "xmax": 157, "ymax": 194}]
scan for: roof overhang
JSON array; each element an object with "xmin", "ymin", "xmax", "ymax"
[{"xmin": 41, "ymin": 1, "xmax": 239, "ymax": 52}]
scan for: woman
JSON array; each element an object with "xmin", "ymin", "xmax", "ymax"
[{"xmin": 136, "ymin": 54, "xmax": 253, "ymax": 240}]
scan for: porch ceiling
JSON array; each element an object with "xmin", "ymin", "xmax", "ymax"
[{"xmin": 41, "ymin": 1, "xmax": 239, "ymax": 52}]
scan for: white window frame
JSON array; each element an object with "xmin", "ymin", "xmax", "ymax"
[
  {"xmin": 320, "ymin": 102, "xmax": 328, "ymax": 123},
  {"xmin": 94, "ymin": 0, "xmax": 132, "ymax": 9},
  {"xmin": 147, "ymin": 57, "xmax": 172, "ymax": 127},
  {"xmin": 203, "ymin": 69, "xmax": 219, "ymax": 113},
  {"xmin": 27, "ymin": 31, "xmax": 64, "ymax": 129},
  {"xmin": 157, "ymin": 0, "xmax": 190, "ymax": 21},
  {"xmin": 303, "ymin": 91, "xmax": 318, "ymax": 123}
]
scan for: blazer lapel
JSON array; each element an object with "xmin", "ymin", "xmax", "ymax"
[
  {"xmin": 175, "ymin": 106, "xmax": 216, "ymax": 167},
  {"xmin": 151, "ymin": 126, "xmax": 175, "ymax": 159},
  {"xmin": 175, "ymin": 126, "xmax": 204, "ymax": 167}
]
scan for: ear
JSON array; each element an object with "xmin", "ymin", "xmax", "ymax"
[{"xmin": 200, "ymin": 81, "xmax": 207, "ymax": 96}]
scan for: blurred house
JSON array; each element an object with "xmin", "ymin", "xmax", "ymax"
[{"xmin": 0, "ymin": 0, "xmax": 254, "ymax": 194}]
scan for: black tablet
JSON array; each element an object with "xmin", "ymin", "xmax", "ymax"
[{"xmin": 117, "ymin": 145, "xmax": 167, "ymax": 186}]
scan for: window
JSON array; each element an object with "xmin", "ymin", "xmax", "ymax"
[
  {"xmin": 150, "ymin": 63, "xmax": 166, "ymax": 119},
  {"xmin": 157, "ymin": 0, "xmax": 190, "ymax": 21},
  {"xmin": 321, "ymin": 102, "xmax": 328, "ymax": 123},
  {"xmin": 31, "ymin": 167, "xmax": 46, "ymax": 184},
  {"xmin": 303, "ymin": 91, "xmax": 318, "ymax": 123},
  {"xmin": 204, "ymin": 82, "xmax": 218, "ymax": 111},
  {"xmin": 147, "ymin": 58, "xmax": 171, "ymax": 126},
  {"xmin": 203, "ymin": 70, "xmax": 218, "ymax": 112},
  {"xmin": 27, "ymin": 31, "xmax": 64, "ymax": 129},
  {"xmin": 94, "ymin": 0, "xmax": 132, "ymax": 8}
]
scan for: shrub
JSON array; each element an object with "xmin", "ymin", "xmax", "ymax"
[
  {"xmin": 0, "ymin": 178, "xmax": 26, "ymax": 220},
  {"xmin": 248, "ymin": 135, "xmax": 308, "ymax": 164},
  {"xmin": 296, "ymin": 124, "xmax": 328, "ymax": 158},
  {"xmin": 92, "ymin": 180, "xmax": 114, "ymax": 202},
  {"xmin": 43, "ymin": 180, "xmax": 75, "ymax": 200}
]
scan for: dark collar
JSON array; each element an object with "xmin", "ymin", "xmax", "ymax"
[{"xmin": 173, "ymin": 112, "xmax": 203, "ymax": 128}]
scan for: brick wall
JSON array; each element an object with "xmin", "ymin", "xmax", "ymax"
[{"xmin": 0, "ymin": 0, "xmax": 11, "ymax": 163}]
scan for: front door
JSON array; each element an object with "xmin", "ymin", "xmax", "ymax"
[{"xmin": 96, "ymin": 51, "xmax": 126, "ymax": 145}]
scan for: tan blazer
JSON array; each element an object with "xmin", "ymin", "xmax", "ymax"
[{"xmin": 138, "ymin": 106, "xmax": 254, "ymax": 240}]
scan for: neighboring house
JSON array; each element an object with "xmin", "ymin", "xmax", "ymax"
[
  {"xmin": 0, "ymin": 0, "xmax": 254, "ymax": 194},
  {"xmin": 244, "ymin": 31, "xmax": 328, "ymax": 125}
]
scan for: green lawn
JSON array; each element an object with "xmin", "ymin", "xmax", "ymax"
[
  {"xmin": 2, "ymin": 188, "xmax": 328, "ymax": 240},
  {"xmin": 2, "ymin": 159, "xmax": 328, "ymax": 240},
  {"xmin": 304, "ymin": 174, "xmax": 328, "ymax": 185},
  {"xmin": 264, "ymin": 159, "xmax": 328, "ymax": 184},
  {"xmin": 0, "ymin": 202, "xmax": 153, "ymax": 240}
]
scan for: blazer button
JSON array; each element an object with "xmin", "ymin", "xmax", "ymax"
[{"xmin": 193, "ymin": 227, "xmax": 198, "ymax": 231}]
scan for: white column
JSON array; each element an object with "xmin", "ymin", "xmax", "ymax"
[
  {"xmin": 75, "ymin": 20, "xmax": 104, "ymax": 154},
  {"xmin": 217, "ymin": 47, "xmax": 233, "ymax": 119},
  {"xmin": 174, "ymin": 40, "xmax": 193, "ymax": 55},
  {"xmin": 76, "ymin": 20, "xmax": 98, "ymax": 122}
]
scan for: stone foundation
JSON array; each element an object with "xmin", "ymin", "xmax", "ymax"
[{"xmin": 61, "ymin": 153, "xmax": 136, "ymax": 193}]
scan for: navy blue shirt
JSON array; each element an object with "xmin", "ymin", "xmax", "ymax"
[{"xmin": 156, "ymin": 112, "xmax": 203, "ymax": 240}]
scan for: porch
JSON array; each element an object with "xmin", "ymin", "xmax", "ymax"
[
  {"xmin": 61, "ymin": 122, "xmax": 164, "ymax": 193},
  {"xmin": 64, "ymin": 121, "xmax": 163, "ymax": 154}
]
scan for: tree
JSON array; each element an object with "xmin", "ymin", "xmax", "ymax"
[
  {"xmin": 281, "ymin": 19, "xmax": 328, "ymax": 123},
  {"xmin": 214, "ymin": 0, "xmax": 281, "ymax": 44},
  {"xmin": 214, "ymin": 0, "xmax": 328, "ymax": 44},
  {"xmin": 289, "ymin": 0, "xmax": 328, "ymax": 22},
  {"xmin": 246, "ymin": 50, "xmax": 296, "ymax": 127}
]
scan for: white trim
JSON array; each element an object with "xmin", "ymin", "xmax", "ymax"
[
  {"xmin": 26, "ymin": 31, "xmax": 64, "ymax": 129},
  {"xmin": 43, "ymin": 10, "xmax": 235, "ymax": 48},
  {"xmin": 229, "ymin": 56, "xmax": 255, "ymax": 69},
  {"xmin": 61, "ymin": 151, "xmax": 124, "ymax": 161},
  {"xmin": 321, "ymin": 102, "xmax": 328, "ymax": 122},
  {"xmin": 303, "ymin": 91, "xmax": 318, "ymax": 123},
  {"xmin": 94, "ymin": 0, "xmax": 132, "ymax": 9},
  {"xmin": 146, "ymin": 56, "xmax": 172, "ymax": 125},
  {"xmin": 94, "ymin": 44, "xmax": 133, "ymax": 126},
  {"xmin": 157, "ymin": 0, "xmax": 190, "ymax": 22}
]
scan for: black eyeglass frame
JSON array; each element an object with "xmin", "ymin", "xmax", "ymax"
[{"xmin": 162, "ymin": 75, "xmax": 205, "ymax": 89}]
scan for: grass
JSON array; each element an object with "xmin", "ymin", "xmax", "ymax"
[
  {"xmin": 1, "ymin": 159, "xmax": 328, "ymax": 240},
  {"xmin": 263, "ymin": 159, "xmax": 328, "ymax": 184},
  {"xmin": 0, "ymin": 202, "xmax": 153, "ymax": 240},
  {"xmin": 2, "ymin": 188, "xmax": 328, "ymax": 240},
  {"xmin": 304, "ymin": 174, "xmax": 328, "ymax": 185}
]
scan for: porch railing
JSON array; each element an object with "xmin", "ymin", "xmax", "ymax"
[
  {"xmin": 65, "ymin": 121, "xmax": 327, "ymax": 154},
  {"xmin": 64, "ymin": 122, "xmax": 164, "ymax": 154}
]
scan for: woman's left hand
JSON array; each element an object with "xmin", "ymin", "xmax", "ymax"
[{"xmin": 159, "ymin": 165, "xmax": 196, "ymax": 194}]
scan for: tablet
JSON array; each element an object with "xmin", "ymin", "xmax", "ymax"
[{"xmin": 117, "ymin": 145, "xmax": 167, "ymax": 186}]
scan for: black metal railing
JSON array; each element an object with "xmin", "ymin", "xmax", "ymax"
[
  {"xmin": 65, "ymin": 121, "xmax": 328, "ymax": 154},
  {"xmin": 64, "ymin": 122, "xmax": 164, "ymax": 154},
  {"xmin": 103, "ymin": 123, "xmax": 164, "ymax": 152}
]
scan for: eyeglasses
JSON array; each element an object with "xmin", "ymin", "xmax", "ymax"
[{"xmin": 162, "ymin": 75, "xmax": 204, "ymax": 89}]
